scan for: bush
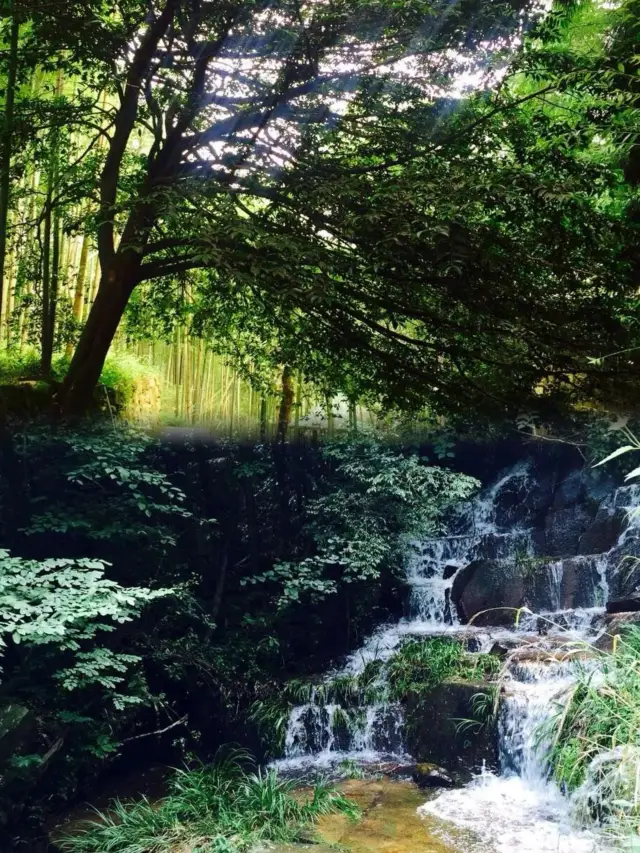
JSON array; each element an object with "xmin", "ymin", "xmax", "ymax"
[
  {"xmin": 0, "ymin": 347, "xmax": 158, "ymax": 411},
  {"xmin": 386, "ymin": 638, "xmax": 500, "ymax": 699}
]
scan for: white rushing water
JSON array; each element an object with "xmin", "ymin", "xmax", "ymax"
[
  {"xmin": 274, "ymin": 461, "xmax": 640, "ymax": 851},
  {"xmin": 420, "ymin": 659, "xmax": 611, "ymax": 853}
]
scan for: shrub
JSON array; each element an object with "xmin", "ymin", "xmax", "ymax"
[{"xmin": 386, "ymin": 638, "xmax": 500, "ymax": 699}]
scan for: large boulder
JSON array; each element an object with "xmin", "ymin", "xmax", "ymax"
[
  {"xmin": 452, "ymin": 559, "xmax": 525, "ymax": 627},
  {"xmin": 543, "ymin": 504, "xmax": 595, "ymax": 559},
  {"xmin": 405, "ymin": 680, "xmax": 498, "ymax": 772},
  {"xmin": 551, "ymin": 555, "xmax": 609, "ymax": 610},
  {"xmin": 578, "ymin": 504, "xmax": 625, "ymax": 555}
]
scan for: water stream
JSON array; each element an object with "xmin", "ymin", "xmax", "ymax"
[{"xmin": 273, "ymin": 463, "xmax": 640, "ymax": 852}]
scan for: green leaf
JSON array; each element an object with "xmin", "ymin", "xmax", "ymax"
[{"xmin": 593, "ymin": 446, "xmax": 638, "ymax": 467}]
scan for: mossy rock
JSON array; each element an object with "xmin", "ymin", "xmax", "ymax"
[
  {"xmin": 405, "ymin": 680, "xmax": 497, "ymax": 772},
  {"xmin": 411, "ymin": 763, "xmax": 454, "ymax": 788}
]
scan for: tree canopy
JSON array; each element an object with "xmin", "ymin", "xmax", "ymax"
[{"xmin": 0, "ymin": 0, "xmax": 638, "ymax": 420}]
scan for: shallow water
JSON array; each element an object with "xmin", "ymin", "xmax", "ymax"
[{"xmin": 315, "ymin": 778, "xmax": 478, "ymax": 853}]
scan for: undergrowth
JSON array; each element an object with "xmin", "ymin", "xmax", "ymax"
[
  {"xmin": 0, "ymin": 348, "xmax": 158, "ymax": 407},
  {"xmin": 58, "ymin": 749, "xmax": 359, "ymax": 853},
  {"xmin": 547, "ymin": 627, "xmax": 640, "ymax": 845}
]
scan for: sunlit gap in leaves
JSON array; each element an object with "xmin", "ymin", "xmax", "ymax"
[{"xmin": 168, "ymin": 0, "xmax": 551, "ymax": 187}]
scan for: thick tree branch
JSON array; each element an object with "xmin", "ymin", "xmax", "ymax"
[{"xmin": 98, "ymin": 0, "xmax": 179, "ymax": 268}]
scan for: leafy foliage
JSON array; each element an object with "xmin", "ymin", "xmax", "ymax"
[
  {"xmin": 0, "ymin": 550, "xmax": 167, "ymax": 653},
  {"xmin": 245, "ymin": 437, "xmax": 478, "ymax": 606}
]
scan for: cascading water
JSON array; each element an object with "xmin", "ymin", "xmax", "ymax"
[
  {"xmin": 275, "ymin": 463, "xmax": 537, "ymax": 769},
  {"xmin": 274, "ymin": 461, "xmax": 640, "ymax": 851},
  {"xmin": 419, "ymin": 657, "xmax": 612, "ymax": 853}
]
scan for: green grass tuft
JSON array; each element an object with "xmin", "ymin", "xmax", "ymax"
[
  {"xmin": 386, "ymin": 637, "xmax": 500, "ymax": 699},
  {"xmin": 58, "ymin": 749, "xmax": 359, "ymax": 853},
  {"xmin": 547, "ymin": 626, "xmax": 640, "ymax": 843}
]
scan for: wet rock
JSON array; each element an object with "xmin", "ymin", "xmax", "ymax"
[
  {"xmin": 552, "ymin": 472, "xmax": 586, "ymax": 510},
  {"xmin": 375, "ymin": 761, "xmax": 416, "ymax": 779},
  {"xmin": 508, "ymin": 646, "xmax": 593, "ymax": 665},
  {"xmin": 0, "ymin": 703, "xmax": 34, "ymax": 765},
  {"xmin": 543, "ymin": 504, "xmax": 594, "ymax": 558},
  {"xmin": 463, "ymin": 636, "xmax": 483, "ymax": 653},
  {"xmin": 556, "ymin": 555, "xmax": 609, "ymax": 610},
  {"xmin": 578, "ymin": 505, "xmax": 624, "ymax": 555},
  {"xmin": 488, "ymin": 642, "xmax": 510, "ymax": 658},
  {"xmin": 596, "ymin": 612, "xmax": 640, "ymax": 650},
  {"xmin": 411, "ymin": 763, "xmax": 454, "ymax": 789},
  {"xmin": 606, "ymin": 594, "xmax": 640, "ymax": 614},
  {"xmin": 405, "ymin": 680, "xmax": 498, "ymax": 772},
  {"xmin": 451, "ymin": 559, "xmax": 525, "ymax": 627}
]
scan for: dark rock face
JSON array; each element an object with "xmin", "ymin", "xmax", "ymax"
[
  {"xmin": 543, "ymin": 504, "xmax": 594, "ymax": 558},
  {"xmin": 607, "ymin": 595, "xmax": 640, "ymax": 614},
  {"xmin": 550, "ymin": 555, "xmax": 609, "ymax": 610},
  {"xmin": 447, "ymin": 449, "xmax": 639, "ymax": 624},
  {"xmin": 405, "ymin": 681, "xmax": 498, "ymax": 772},
  {"xmin": 578, "ymin": 505, "xmax": 625, "ymax": 555},
  {"xmin": 452, "ymin": 560, "xmax": 525, "ymax": 627},
  {"xmin": 412, "ymin": 762, "xmax": 454, "ymax": 788}
]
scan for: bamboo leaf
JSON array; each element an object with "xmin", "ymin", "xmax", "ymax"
[{"xmin": 593, "ymin": 446, "xmax": 638, "ymax": 467}]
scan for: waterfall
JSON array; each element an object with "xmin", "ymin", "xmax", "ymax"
[
  {"xmin": 419, "ymin": 658, "xmax": 611, "ymax": 853},
  {"xmin": 273, "ymin": 460, "xmax": 640, "ymax": 851},
  {"xmin": 275, "ymin": 462, "xmax": 536, "ymax": 768}
]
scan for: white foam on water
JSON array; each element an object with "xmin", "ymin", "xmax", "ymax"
[
  {"xmin": 420, "ymin": 772, "xmax": 610, "ymax": 853},
  {"xmin": 422, "ymin": 661, "xmax": 612, "ymax": 853}
]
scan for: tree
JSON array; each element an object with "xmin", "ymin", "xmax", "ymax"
[
  {"xmin": 52, "ymin": 0, "xmax": 544, "ymax": 414},
  {"xmin": 0, "ymin": 2, "xmax": 20, "ymax": 329},
  {"xmin": 124, "ymin": 0, "xmax": 640, "ymax": 418}
]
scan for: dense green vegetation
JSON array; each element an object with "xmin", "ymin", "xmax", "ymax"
[
  {"xmin": 0, "ymin": 0, "xmax": 637, "ymax": 421},
  {"xmin": 547, "ymin": 628, "xmax": 640, "ymax": 845},
  {"xmin": 57, "ymin": 750, "xmax": 359, "ymax": 853},
  {"xmin": 1, "ymin": 0, "xmax": 640, "ymax": 848},
  {"xmin": 0, "ymin": 423, "xmax": 475, "ymax": 841}
]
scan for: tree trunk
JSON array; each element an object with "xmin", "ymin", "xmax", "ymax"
[
  {"xmin": 65, "ymin": 231, "xmax": 89, "ymax": 356},
  {"xmin": 41, "ymin": 71, "xmax": 64, "ymax": 375},
  {"xmin": 0, "ymin": 11, "xmax": 20, "ymax": 334},
  {"xmin": 276, "ymin": 365, "xmax": 295, "ymax": 443},
  {"xmin": 259, "ymin": 396, "xmax": 267, "ymax": 442},
  {"xmin": 57, "ymin": 258, "xmax": 140, "ymax": 416},
  {"xmin": 41, "ymin": 190, "xmax": 53, "ymax": 373}
]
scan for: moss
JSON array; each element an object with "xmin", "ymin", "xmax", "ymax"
[
  {"xmin": 0, "ymin": 349, "xmax": 161, "ymax": 419},
  {"xmin": 386, "ymin": 638, "xmax": 500, "ymax": 701}
]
